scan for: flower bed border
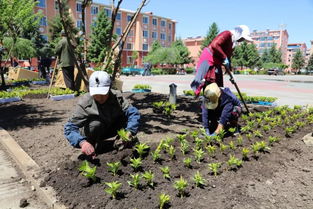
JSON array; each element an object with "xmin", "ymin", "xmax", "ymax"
[
  {"xmin": 0, "ymin": 97, "xmax": 21, "ymax": 104},
  {"xmin": 49, "ymin": 94, "xmax": 75, "ymax": 101}
]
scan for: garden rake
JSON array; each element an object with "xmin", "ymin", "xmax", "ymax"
[{"xmin": 47, "ymin": 56, "xmax": 59, "ymax": 99}]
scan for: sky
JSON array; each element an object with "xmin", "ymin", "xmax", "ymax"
[{"xmin": 94, "ymin": 0, "xmax": 313, "ymax": 48}]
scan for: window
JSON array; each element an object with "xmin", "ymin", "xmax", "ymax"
[
  {"xmin": 116, "ymin": 13, "xmax": 121, "ymax": 21},
  {"xmin": 127, "ymin": 14, "xmax": 132, "ymax": 22},
  {"xmin": 116, "ymin": 27, "xmax": 122, "ymax": 36},
  {"xmin": 267, "ymin": 36, "xmax": 273, "ymax": 40},
  {"xmin": 152, "ymin": 18, "xmax": 157, "ymax": 26},
  {"xmin": 143, "ymin": 16, "xmax": 149, "ymax": 24},
  {"xmin": 104, "ymin": 8, "xmax": 111, "ymax": 17},
  {"xmin": 260, "ymin": 37, "xmax": 266, "ymax": 41},
  {"xmin": 142, "ymin": 44, "xmax": 148, "ymax": 51},
  {"xmin": 152, "ymin": 31, "xmax": 157, "ymax": 39},
  {"xmin": 128, "ymin": 30, "xmax": 134, "ymax": 37},
  {"xmin": 143, "ymin": 30, "xmax": 148, "ymax": 38},
  {"xmin": 54, "ymin": 0, "xmax": 59, "ymax": 10},
  {"xmin": 161, "ymin": 20, "xmax": 166, "ymax": 27},
  {"xmin": 40, "ymin": 17, "xmax": 47, "ymax": 26},
  {"xmin": 160, "ymin": 33, "xmax": 166, "ymax": 40},
  {"xmin": 91, "ymin": 6, "xmax": 98, "ymax": 15},
  {"xmin": 168, "ymin": 23, "xmax": 172, "ymax": 30},
  {"xmin": 168, "ymin": 35, "xmax": 171, "ymax": 42},
  {"xmin": 77, "ymin": 20, "xmax": 83, "ymax": 29},
  {"xmin": 126, "ymin": 43, "xmax": 133, "ymax": 50},
  {"xmin": 38, "ymin": 0, "xmax": 45, "ymax": 7},
  {"xmin": 76, "ymin": 3, "xmax": 82, "ymax": 12}
]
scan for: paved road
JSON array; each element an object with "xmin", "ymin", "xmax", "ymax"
[{"xmin": 120, "ymin": 74, "xmax": 313, "ymax": 106}]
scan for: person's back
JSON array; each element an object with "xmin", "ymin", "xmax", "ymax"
[{"xmin": 56, "ymin": 37, "xmax": 75, "ymax": 68}]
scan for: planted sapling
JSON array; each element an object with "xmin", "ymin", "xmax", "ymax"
[
  {"xmin": 135, "ymin": 143, "xmax": 150, "ymax": 158},
  {"xmin": 173, "ymin": 176, "xmax": 188, "ymax": 198},
  {"xmin": 183, "ymin": 157, "xmax": 192, "ymax": 168},
  {"xmin": 160, "ymin": 166, "xmax": 171, "ymax": 180},
  {"xmin": 127, "ymin": 173, "xmax": 141, "ymax": 189},
  {"xmin": 193, "ymin": 148, "xmax": 205, "ymax": 163},
  {"xmin": 159, "ymin": 193, "xmax": 170, "ymax": 209},
  {"xmin": 78, "ymin": 160, "xmax": 97, "ymax": 182},
  {"xmin": 130, "ymin": 157, "xmax": 142, "ymax": 171},
  {"xmin": 104, "ymin": 181, "xmax": 122, "ymax": 199},
  {"xmin": 192, "ymin": 171, "xmax": 206, "ymax": 188},
  {"xmin": 107, "ymin": 161, "xmax": 121, "ymax": 176},
  {"xmin": 208, "ymin": 162, "xmax": 221, "ymax": 176},
  {"xmin": 142, "ymin": 170, "xmax": 155, "ymax": 187}
]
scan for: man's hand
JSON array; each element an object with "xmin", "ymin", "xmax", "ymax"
[{"xmin": 80, "ymin": 140, "xmax": 95, "ymax": 157}]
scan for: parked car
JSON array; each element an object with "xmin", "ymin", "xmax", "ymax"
[
  {"xmin": 267, "ymin": 68, "xmax": 285, "ymax": 75},
  {"xmin": 121, "ymin": 67, "xmax": 144, "ymax": 76}
]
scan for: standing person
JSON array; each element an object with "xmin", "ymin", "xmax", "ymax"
[
  {"xmin": 55, "ymin": 30, "xmax": 76, "ymax": 90},
  {"xmin": 64, "ymin": 71, "xmax": 140, "ymax": 157},
  {"xmin": 202, "ymin": 83, "xmax": 242, "ymax": 136}
]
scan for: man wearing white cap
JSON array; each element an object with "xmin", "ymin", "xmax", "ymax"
[
  {"xmin": 64, "ymin": 71, "xmax": 140, "ymax": 157},
  {"xmin": 202, "ymin": 83, "xmax": 242, "ymax": 136}
]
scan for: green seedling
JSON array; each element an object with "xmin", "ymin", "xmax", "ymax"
[
  {"xmin": 242, "ymin": 147, "xmax": 250, "ymax": 159},
  {"xmin": 117, "ymin": 128, "xmax": 131, "ymax": 142},
  {"xmin": 251, "ymin": 142, "xmax": 260, "ymax": 155},
  {"xmin": 135, "ymin": 143, "xmax": 150, "ymax": 158},
  {"xmin": 253, "ymin": 130, "xmax": 263, "ymax": 138},
  {"xmin": 246, "ymin": 133, "xmax": 253, "ymax": 140},
  {"xmin": 220, "ymin": 143, "xmax": 229, "ymax": 152},
  {"xmin": 127, "ymin": 173, "xmax": 141, "ymax": 189},
  {"xmin": 295, "ymin": 121, "xmax": 305, "ymax": 129},
  {"xmin": 142, "ymin": 170, "xmax": 155, "ymax": 187},
  {"xmin": 183, "ymin": 157, "xmax": 192, "ymax": 168},
  {"xmin": 268, "ymin": 136, "xmax": 280, "ymax": 145},
  {"xmin": 193, "ymin": 148, "xmax": 205, "ymax": 163},
  {"xmin": 228, "ymin": 141, "xmax": 236, "ymax": 150},
  {"xmin": 217, "ymin": 129, "xmax": 226, "ymax": 139},
  {"xmin": 167, "ymin": 145, "xmax": 176, "ymax": 159},
  {"xmin": 258, "ymin": 141, "xmax": 270, "ymax": 152},
  {"xmin": 180, "ymin": 141, "xmax": 189, "ymax": 155},
  {"xmin": 241, "ymin": 125, "xmax": 251, "ymax": 134},
  {"xmin": 176, "ymin": 134, "xmax": 186, "ymax": 143},
  {"xmin": 208, "ymin": 162, "xmax": 221, "ymax": 176},
  {"xmin": 104, "ymin": 181, "xmax": 122, "ymax": 199},
  {"xmin": 227, "ymin": 155, "xmax": 242, "ymax": 170},
  {"xmin": 228, "ymin": 127, "xmax": 236, "ymax": 135},
  {"xmin": 173, "ymin": 176, "xmax": 188, "ymax": 198},
  {"xmin": 263, "ymin": 125, "xmax": 271, "ymax": 132},
  {"xmin": 130, "ymin": 157, "xmax": 142, "ymax": 171},
  {"xmin": 206, "ymin": 145, "xmax": 216, "ymax": 156},
  {"xmin": 191, "ymin": 130, "xmax": 199, "ymax": 139},
  {"xmin": 236, "ymin": 135, "xmax": 243, "ymax": 146},
  {"xmin": 194, "ymin": 137, "xmax": 203, "ymax": 149},
  {"xmin": 151, "ymin": 149, "xmax": 161, "ymax": 162},
  {"xmin": 107, "ymin": 161, "xmax": 121, "ymax": 176},
  {"xmin": 159, "ymin": 193, "xmax": 170, "ymax": 209},
  {"xmin": 192, "ymin": 171, "xmax": 206, "ymax": 187},
  {"xmin": 160, "ymin": 166, "xmax": 171, "ymax": 179},
  {"xmin": 78, "ymin": 160, "xmax": 97, "ymax": 182}
]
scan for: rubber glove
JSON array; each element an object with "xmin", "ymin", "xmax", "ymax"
[
  {"xmin": 223, "ymin": 58, "xmax": 230, "ymax": 69},
  {"xmin": 80, "ymin": 140, "xmax": 95, "ymax": 156},
  {"xmin": 210, "ymin": 133, "xmax": 217, "ymax": 137}
]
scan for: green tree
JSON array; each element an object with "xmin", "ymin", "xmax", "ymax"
[
  {"xmin": 306, "ymin": 54, "xmax": 313, "ymax": 71},
  {"xmin": 150, "ymin": 40, "xmax": 162, "ymax": 53},
  {"xmin": 232, "ymin": 42, "xmax": 260, "ymax": 69},
  {"xmin": 268, "ymin": 45, "xmax": 282, "ymax": 63},
  {"xmin": 3, "ymin": 37, "xmax": 36, "ymax": 59},
  {"xmin": 291, "ymin": 49, "xmax": 305, "ymax": 70},
  {"xmin": 171, "ymin": 39, "xmax": 192, "ymax": 65},
  {"xmin": 261, "ymin": 49, "xmax": 270, "ymax": 63},
  {"xmin": 200, "ymin": 22, "xmax": 219, "ymax": 51},
  {"xmin": 87, "ymin": 9, "xmax": 113, "ymax": 64},
  {"xmin": 144, "ymin": 47, "xmax": 177, "ymax": 65}
]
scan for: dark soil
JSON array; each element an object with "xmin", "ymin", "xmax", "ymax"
[{"xmin": 1, "ymin": 92, "xmax": 313, "ymax": 209}]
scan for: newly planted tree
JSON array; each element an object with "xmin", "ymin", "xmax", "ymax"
[
  {"xmin": 107, "ymin": 161, "xmax": 121, "ymax": 176},
  {"xmin": 173, "ymin": 176, "xmax": 188, "ymax": 198},
  {"xmin": 78, "ymin": 160, "xmax": 97, "ymax": 182},
  {"xmin": 104, "ymin": 181, "xmax": 122, "ymax": 199}
]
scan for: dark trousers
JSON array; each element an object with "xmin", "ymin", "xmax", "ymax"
[{"xmin": 62, "ymin": 66, "xmax": 75, "ymax": 90}]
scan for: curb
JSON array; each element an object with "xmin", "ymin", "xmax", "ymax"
[{"xmin": 0, "ymin": 127, "xmax": 67, "ymax": 209}]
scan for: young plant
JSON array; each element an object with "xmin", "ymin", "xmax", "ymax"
[
  {"xmin": 173, "ymin": 176, "xmax": 188, "ymax": 198},
  {"xmin": 151, "ymin": 149, "xmax": 161, "ymax": 162},
  {"xmin": 107, "ymin": 161, "xmax": 121, "ymax": 176},
  {"xmin": 258, "ymin": 141, "xmax": 270, "ymax": 152},
  {"xmin": 253, "ymin": 130, "xmax": 263, "ymax": 138},
  {"xmin": 194, "ymin": 137, "xmax": 204, "ymax": 149},
  {"xmin": 117, "ymin": 128, "xmax": 131, "ymax": 142},
  {"xmin": 104, "ymin": 181, "xmax": 122, "ymax": 199},
  {"xmin": 220, "ymin": 143, "xmax": 229, "ymax": 152},
  {"xmin": 180, "ymin": 141, "xmax": 189, "ymax": 155},
  {"xmin": 228, "ymin": 141, "xmax": 236, "ymax": 150},
  {"xmin": 78, "ymin": 160, "xmax": 97, "ymax": 182},
  {"xmin": 167, "ymin": 145, "xmax": 176, "ymax": 159},
  {"xmin": 217, "ymin": 129, "xmax": 226, "ymax": 139},
  {"xmin": 192, "ymin": 171, "xmax": 206, "ymax": 187},
  {"xmin": 176, "ymin": 134, "xmax": 186, "ymax": 143},
  {"xmin": 142, "ymin": 170, "xmax": 155, "ymax": 187},
  {"xmin": 246, "ymin": 133, "xmax": 253, "ymax": 140},
  {"xmin": 159, "ymin": 193, "xmax": 170, "ymax": 209},
  {"xmin": 262, "ymin": 125, "xmax": 271, "ymax": 132},
  {"xmin": 206, "ymin": 145, "xmax": 216, "ymax": 156},
  {"xmin": 191, "ymin": 130, "xmax": 199, "ymax": 139},
  {"xmin": 160, "ymin": 166, "xmax": 171, "ymax": 179},
  {"xmin": 193, "ymin": 148, "xmax": 205, "ymax": 163},
  {"xmin": 183, "ymin": 157, "xmax": 192, "ymax": 168},
  {"xmin": 135, "ymin": 143, "xmax": 150, "ymax": 158},
  {"xmin": 228, "ymin": 127, "xmax": 236, "ymax": 135},
  {"xmin": 268, "ymin": 136, "xmax": 280, "ymax": 145},
  {"xmin": 130, "ymin": 157, "xmax": 142, "ymax": 171},
  {"xmin": 236, "ymin": 135, "xmax": 243, "ymax": 146},
  {"xmin": 227, "ymin": 155, "xmax": 243, "ymax": 170},
  {"xmin": 208, "ymin": 162, "xmax": 221, "ymax": 176},
  {"xmin": 127, "ymin": 173, "xmax": 141, "ymax": 189},
  {"xmin": 242, "ymin": 147, "xmax": 250, "ymax": 160}
]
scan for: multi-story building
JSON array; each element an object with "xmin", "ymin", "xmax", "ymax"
[
  {"xmin": 183, "ymin": 36, "xmax": 204, "ymax": 68},
  {"xmin": 286, "ymin": 43, "xmax": 307, "ymax": 70},
  {"xmin": 35, "ymin": 0, "xmax": 176, "ymax": 67},
  {"xmin": 250, "ymin": 29, "xmax": 289, "ymax": 64}
]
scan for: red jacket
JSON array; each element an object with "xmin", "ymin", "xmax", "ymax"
[{"xmin": 208, "ymin": 30, "xmax": 233, "ymax": 65}]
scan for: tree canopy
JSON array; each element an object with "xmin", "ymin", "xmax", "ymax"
[
  {"xmin": 291, "ymin": 49, "xmax": 305, "ymax": 70},
  {"xmin": 232, "ymin": 42, "xmax": 260, "ymax": 69},
  {"xmin": 200, "ymin": 22, "xmax": 219, "ymax": 51}
]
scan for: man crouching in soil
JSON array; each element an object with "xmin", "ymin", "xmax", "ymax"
[{"xmin": 64, "ymin": 71, "xmax": 140, "ymax": 158}]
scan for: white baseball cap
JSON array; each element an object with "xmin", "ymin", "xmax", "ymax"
[
  {"xmin": 203, "ymin": 83, "xmax": 221, "ymax": 110},
  {"xmin": 233, "ymin": 25, "xmax": 253, "ymax": 42},
  {"xmin": 89, "ymin": 71, "xmax": 111, "ymax": 96}
]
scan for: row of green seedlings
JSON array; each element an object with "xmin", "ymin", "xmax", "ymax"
[
  {"xmin": 152, "ymin": 101, "xmax": 177, "ymax": 116},
  {"xmin": 240, "ymin": 105, "xmax": 313, "ymax": 138}
]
